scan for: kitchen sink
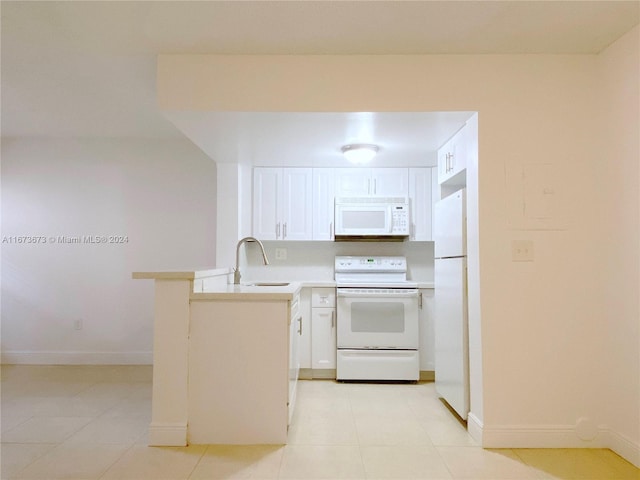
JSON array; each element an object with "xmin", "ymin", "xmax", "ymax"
[{"xmin": 248, "ymin": 282, "xmax": 290, "ymax": 287}]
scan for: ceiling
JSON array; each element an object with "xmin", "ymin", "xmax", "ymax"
[{"xmin": 2, "ymin": 1, "xmax": 638, "ymax": 164}]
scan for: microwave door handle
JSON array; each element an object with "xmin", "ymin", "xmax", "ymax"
[{"xmin": 387, "ymin": 206, "xmax": 394, "ymax": 233}]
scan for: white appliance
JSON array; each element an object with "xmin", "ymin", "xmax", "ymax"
[
  {"xmin": 334, "ymin": 197, "xmax": 410, "ymax": 239},
  {"xmin": 434, "ymin": 189, "xmax": 469, "ymax": 419},
  {"xmin": 335, "ymin": 256, "xmax": 419, "ymax": 381}
]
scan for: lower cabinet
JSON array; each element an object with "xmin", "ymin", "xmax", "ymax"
[
  {"xmin": 311, "ymin": 288, "xmax": 337, "ymax": 378},
  {"xmin": 188, "ymin": 298, "xmax": 291, "ymax": 444},
  {"xmin": 288, "ymin": 292, "xmax": 302, "ymax": 425},
  {"xmin": 281, "ymin": 287, "xmax": 432, "ymax": 383},
  {"xmin": 418, "ymin": 289, "xmax": 435, "ymax": 378},
  {"xmin": 297, "ymin": 288, "xmax": 312, "ymax": 378}
]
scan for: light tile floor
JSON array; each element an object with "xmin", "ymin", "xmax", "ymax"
[{"xmin": 1, "ymin": 365, "xmax": 638, "ymax": 479}]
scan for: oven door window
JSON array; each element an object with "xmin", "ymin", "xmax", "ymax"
[
  {"xmin": 351, "ymin": 302, "xmax": 405, "ymax": 333},
  {"xmin": 337, "ymin": 295, "xmax": 419, "ymax": 349}
]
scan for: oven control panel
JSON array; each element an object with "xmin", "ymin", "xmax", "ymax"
[{"xmin": 335, "ymin": 256, "xmax": 407, "ymax": 273}]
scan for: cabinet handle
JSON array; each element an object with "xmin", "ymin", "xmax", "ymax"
[
  {"xmin": 283, "ymin": 222, "xmax": 287, "ymax": 239},
  {"xmin": 418, "ymin": 292, "xmax": 423, "ymax": 309},
  {"xmin": 331, "ymin": 310, "xmax": 335, "ymax": 328},
  {"xmin": 276, "ymin": 222, "xmax": 281, "ymax": 238},
  {"xmin": 297, "ymin": 316, "xmax": 302, "ymax": 335}
]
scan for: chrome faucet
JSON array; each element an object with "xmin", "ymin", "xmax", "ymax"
[{"xmin": 234, "ymin": 237, "xmax": 269, "ymax": 284}]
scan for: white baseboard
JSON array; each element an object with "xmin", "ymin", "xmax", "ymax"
[
  {"xmin": 0, "ymin": 350, "xmax": 153, "ymax": 365},
  {"xmin": 467, "ymin": 411, "xmax": 483, "ymax": 444},
  {"xmin": 148, "ymin": 422, "xmax": 187, "ymax": 446},
  {"xmin": 607, "ymin": 428, "xmax": 640, "ymax": 468},
  {"xmin": 471, "ymin": 420, "xmax": 639, "ymax": 468},
  {"xmin": 299, "ymin": 368, "xmax": 314, "ymax": 380},
  {"xmin": 481, "ymin": 423, "xmax": 609, "ymax": 448},
  {"xmin": 311, "ymin": 368, "xmax": 337, "ymax": 379},
  {"xmin": 419, "ymin": 370, "xmax": 435, "ymax": 381}
]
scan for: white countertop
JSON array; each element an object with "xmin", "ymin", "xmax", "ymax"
[
  {"xmin": 132, "ymin": 268, "xmax": 231, "ymax": 280},
  {"xmin": 133, "ymin": 269, "xmax": 433, "ymax": 290},
  {"xmin": 190, "ymin": 281, "xmax": 302, "ymax": 301}
]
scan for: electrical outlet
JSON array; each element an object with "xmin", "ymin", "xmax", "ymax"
[
  {"xmin": 73, "ymin": 319, "xmax": 83, "ymax": 330},
  {"xmin": 512, "ymin": 240, "xmax": 534, "ymax": 262},
  {"xmin": 275, "ymin": 248, "xmax": 287, "ymax": 261}
]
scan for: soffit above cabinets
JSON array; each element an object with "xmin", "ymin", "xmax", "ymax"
[
  {"xmin": 164, "ymin": 111, "xmax": 475, "ymax": 168},
  {"xmin": 2, "ymin": 2, "xmax": 637, "ymax": 140}
]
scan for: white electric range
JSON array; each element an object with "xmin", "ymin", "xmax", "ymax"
[{"xmin": 334, "ymin": 256, "xmax": 420, "ymax": 381}]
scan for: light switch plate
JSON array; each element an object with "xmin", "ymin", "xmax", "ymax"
[
  {"xmin": 275, "ymin": 248, "xmax": 287, "ymax": 260},
  {"xmin": 512, "ymin": 240, "xmax": 534, "ymax": 262}
]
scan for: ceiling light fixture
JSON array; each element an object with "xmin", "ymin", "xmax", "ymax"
[{"xmin": 341, "ymin": 144, "xmax": 379, "ymax": 164}]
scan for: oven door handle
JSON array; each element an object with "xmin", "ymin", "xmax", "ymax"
[{"xmin": 337, "ymin": 289, "xmax": 419, "ymax": 298}]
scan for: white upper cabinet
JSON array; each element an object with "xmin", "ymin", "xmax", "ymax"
[
  {"xmin": 254, "ymin": 166, "xmax": 433, "ymax": 242},
  {"xmin": 437, "ymin": 124, "xmax": 468, "ymax": 186},
  {"xmin": 253, "ymin": 167, "xmax": 313, "ymax": 240},
  {"xmin": 335, "ymin": 168, "xmax": 408, "ymax": 197},
  {"xmin": 253, "ymin": 168, "xmax": 281, "ymax": 240},
  {"xmin": 334, "ymin": 168, "xmax": 370, "ymax": 196},
  {"xmin": 408, "ymin": 167, "xmax": 433, "ymax": 241},
  {"xmin": 312, "ymin": 169, "xmax": 335, "ymax": 240},
  {"xmin": 282, "ymin": 168, "xmax": 313, "ymax": 240}
]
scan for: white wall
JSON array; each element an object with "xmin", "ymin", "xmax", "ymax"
[
  {"xmin": 597, "ymin": 26, "xmax": 640, "ymax": 465},
  {"xmin": 214, "ymin": 162, "xmax": 253, "ymax": 269},
  {"xmin": 1, "ymin": 138, "xmax": 216, "ymax": 364},
  {"xmin": 158, "ymin": 50, "xmax": 639, "ymax": 462},
  {"xmin": 242, "ymin": 241, "xmax": 434, "ymax": 285}
]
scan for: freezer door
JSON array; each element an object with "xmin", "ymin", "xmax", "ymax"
[
  {"xmin": 434, "ymin": 257, "xmax": 469, "ymax": 420},
  {"xmin": 434, "ymin": 189, "xmax": 466, "ymax": 258}
]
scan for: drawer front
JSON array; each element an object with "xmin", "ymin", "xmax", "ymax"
[{"xmin": 312, "ymin": 288, "xmax": 336, "ymax": 308}]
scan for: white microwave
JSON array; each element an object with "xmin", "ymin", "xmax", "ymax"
[{"xmin": 334, "ymin": 197, "xmax": 410, "ymax": 240}]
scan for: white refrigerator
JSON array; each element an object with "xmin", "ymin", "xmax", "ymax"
[{"xmin": 433, "ymin": 188, "xmax": 469, "ymax": 420}]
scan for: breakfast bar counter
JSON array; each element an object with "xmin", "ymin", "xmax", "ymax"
[{"xmin": 133, "ymin": 268, "xmax": 302, "ymax": 446}]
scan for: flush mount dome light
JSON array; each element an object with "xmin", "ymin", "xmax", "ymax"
[{"xmin": 341, "ymin": 144, "xmax": 379, "ymax": 164}]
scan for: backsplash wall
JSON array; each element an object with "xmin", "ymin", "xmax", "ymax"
[{"xmin": 242, "ymin": 241, "xmax": 434, "ymax": 284}]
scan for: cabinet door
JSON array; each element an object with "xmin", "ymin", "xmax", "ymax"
[
  {"xmin": 451, "ymin": 126, "xmax": 467, "ymax": 176},
  {"xmin": 253, "ymin": 168, "xmax": 282, "ymax": 240},
  {"xmin": 409, "ymin": 167, "xmax": 433, "ymax": 241},
  {"xmin": 335, "ymin": 168, "xmax": 371, "ymax": 196},
  {"xmin": 289, "ymin": 294, "xmax": 302, "ymax": 425},
  {"xmin": 298, "ymin": 288, "xmax": 312, "ymax": 370},
  {"xmin": 438, "ymin": 124, "xmax": 468, "ymax": 186},
  {"xmin": 311, "ymin": 308, "xmax": 336, "ymax": 370},
  {"xmin": 312, "ymin": 168, "xmax": 335, "ymax": 240},
  {"xmin": 282, "ymin": 168, "xmax": 313, "ymax": 240},
  {"xmin": 371, "ymin": 168, "xmax": 409, "ymax": 196},
  {"xmin": 437, "ymin": 138, "xmax": 451, "ymax": 184},
  {"xmin": 418, "ymin": 289, "xmax": 435, "ymax": 372}
]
